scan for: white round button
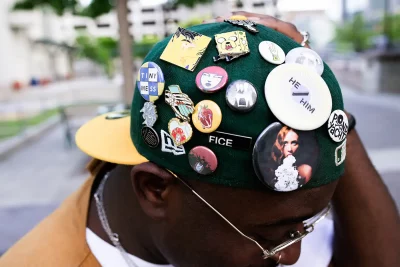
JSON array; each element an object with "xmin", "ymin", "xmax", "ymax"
[
  {"xmin": 259, "ymin": 41, "xmax": 286, "ymax": 65},
  {"xmin": 265, "ymin": 64, "xmax": 332, "ymax": 131},
  {"xmin": 327, "ymin": 110, "xmax": 348, "ymax": 142},
  {"xmin": 286, "ymin": 47, "xmax": 324, "ymax": 75}
]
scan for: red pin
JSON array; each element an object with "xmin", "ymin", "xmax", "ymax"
[{"xmin": 195, "ymin": 66, "xmax": 228, "ymax": 93}]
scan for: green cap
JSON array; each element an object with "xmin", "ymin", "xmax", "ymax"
[{"xmin": 76, "ymin": 21, "xmax": 345, "ymax": 192}]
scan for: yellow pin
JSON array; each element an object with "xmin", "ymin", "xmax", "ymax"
[
  {"xmin": 192, "ymin": 100, "xmax": 222, "ymax": 134},
  {"xmin": 229, "ymin": 15, "xmax": 248, "ymax": 20}
]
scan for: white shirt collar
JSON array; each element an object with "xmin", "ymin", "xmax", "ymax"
[{"xmin": 86, "ymin": 228, "xmax": 173, "ymax": 267}]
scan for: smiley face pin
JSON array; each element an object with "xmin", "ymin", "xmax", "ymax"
[{"xmin": 192, "ymin": 100, "xmax": 222, "ymax": 134}]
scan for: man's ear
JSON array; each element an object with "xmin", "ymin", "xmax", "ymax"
[{"xmin": 130, "ymin": 162, "xmax": 178, "ymax": 220}]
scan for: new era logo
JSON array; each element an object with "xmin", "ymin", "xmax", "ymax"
[{"xmin": 161, "ymin": 130, "xmax": 185, "ymax": 156}]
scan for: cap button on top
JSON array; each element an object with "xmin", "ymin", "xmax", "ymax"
[
  {"xmin": 226, "ymin": 80, "xmax": 258, "ymax": 112},
  {"xmin": 192, "ymin": 100, "xmax": 222, "ymax": 133},
  {"xmin": 189, "ymin": 146, "xmax": 218, "ymax": 175}
]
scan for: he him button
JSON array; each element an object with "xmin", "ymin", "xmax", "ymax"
[
  {"xmin": 136, "ymin": 62, "xmax": 165, "ymax": 102},
  {"xmin": 328, "ymin": 110, "xmax": 348, "ymax": 142},
  {"xmin": 265, "ymin": 64, "xmax": 332, "ymax": 131},
  {"xmin": 196, "ymin": 66, "xmax": 228, "ymax": 93},
  {"xmin": 226, "ymin": 80, "xmax": 258, "ymax": 112},
  {"xmin": 252, "ymin": 122, "xmax": 319, "ymax": 192},
  {"xmin": 259, "ymin": 41, "xmax": 286, "ymax": 65},
  {"xmin": 192, "ymin": 100, "xmax": 222, "ymax": 134},
  {"xmin": 188, "ymin": 146, "xmax": 218, "ymax": 175},
  {"xmin": 286, "ymin": 47, "xmax": 324, "ymax": 76}
]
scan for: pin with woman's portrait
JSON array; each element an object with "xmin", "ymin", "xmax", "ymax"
[
  {"xmin": 195, "ymin": 66, "xmax": 228, "ymax": 93},
  {"xmin": 252, "ymin": 122, "xmax": 319, "ymax": 192}
]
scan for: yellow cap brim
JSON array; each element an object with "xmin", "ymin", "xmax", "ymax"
[{"xmin": 75, "ymin": 113, "xmax": 148, "ymax": 165}]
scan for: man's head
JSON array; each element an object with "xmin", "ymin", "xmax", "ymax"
[
  {"xmin": 104, "ymin": 162, "xmax": 337, "ymax": 267},
  {"xmin": 78, "ymin": 17, "xmax": 346, "ymax": 266}
]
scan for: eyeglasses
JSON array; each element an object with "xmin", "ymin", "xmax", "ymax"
[{"xmin": 167, "ymin": 170, "xmax": 331, "ymax": 260}]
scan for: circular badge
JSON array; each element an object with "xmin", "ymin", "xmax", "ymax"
[
  {"xmin": 253, "ymin": 122, "xmax": 319, "ymax": 192},
  {"xmin": 286, "ymin": 47, "xmax": 324, "ymax": 76},
  {"xmin": 226, "ymin": 80, "xmax": 258, "ymax": 113},
  {"xmin": 196, "ymin": 66, "xmax": 228, "ymax": 93},
  {"xmin": 188, "ymin": 146, "xmax": 218, "ymax": 175},
  {"xmin": 328, "ymin": 110, "xmax": 348, "ymax": 142},
  {"xmin": 141, "ymin": 126, "xmax": 159, "ymax": 148},
  {"xmin": 192, "ymin": 100, "xmax": 222, "ymax": 134},
  {"xmin": 265, "ymin": 64, "xmax": 332, "ymax": 131},
  {"xmin": 259, "ymin": 41, "xmax": 286, "ymax": 65},
  {"xmin": 136, "ymin": 62, "xmax": 165, "ymax": 102}
]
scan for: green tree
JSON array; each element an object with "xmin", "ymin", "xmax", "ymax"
[
  {"xmin": 179, "ymin": 16, "xmax": 211, "ymax": 29},
  {"xmin": 13, "ymin": 0, "xmax": 78, "ymax": 16},
  {"xmin": 381, "ymin": 13, "xmax": 400, "ymax": 42},
  {"xmin": 335, "ymin": 13, "xmax": 374, "ymax": 52},
  {"xmin": 75, "ymin": 35, "xmax": 117, "ymax": 77}
]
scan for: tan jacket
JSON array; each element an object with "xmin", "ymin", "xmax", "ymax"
[{"xmin": 0, "ymin": 160, "xmax": 104, "ymax": 267}]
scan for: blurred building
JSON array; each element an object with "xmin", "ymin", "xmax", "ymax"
[
  {"xmin": 0, "ymin": 0, "xmax": 72, "ymax": 95},
  {"xmin": 342, "ymin": 0, "xmax": 400, "ymax": 21},
  {"xmin": 66, "ymin": 0, "xmax": 277, "ymax": 41},
  {"xmin": 281, "ymin": 9, "xmax": 335, "ymax": 51}
]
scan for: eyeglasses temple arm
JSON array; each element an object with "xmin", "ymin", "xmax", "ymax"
[{"xmin": 167, "ymin": 170, "xmax": 269, "ymax": 255}]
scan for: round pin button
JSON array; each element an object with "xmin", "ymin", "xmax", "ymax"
[
  {"xmin": 196, "ymin": 66, "xmax": 228, "ymax": 93},
  {"xmin": 259, "ymin": 41, "xmax": 286, "ymax": 65},
  {"xmin": 188, "ymin": 146, "xmax": 218, "ymax": 175},
  {"xmin": 265, "ymin": 64, "xmax": 332, "ymax": 131},
  {"xmin": 226, "ymin": 80, "xmax": 258, "ymax": 113},
  {"xmin": 252, "ymin": 122, "xmax": 319, "ymax": 192},
  {"xmin": 192, "ymin": 100, "xmax": 222, "ymax": 133},
  {"xmin": 141, "ymin": 126, "xmax": 159, "ymax": 148},
  {"xmin": 286, "ymin": 47, "xmax": 324, "ymax": 76},
  {"xmin": 136, "ymin": 62, "xmax": 165, "ymax": 102},
  {"xmin": 327, "ymin": 110, "xmax": 348, "ymax": 142}
]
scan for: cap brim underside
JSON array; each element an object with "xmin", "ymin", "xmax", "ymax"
[{"xmin": 75, "ymin": 113, "xmax": 148, "ymax": 165}]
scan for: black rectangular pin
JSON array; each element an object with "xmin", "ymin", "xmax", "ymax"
[{"xmin": 208, "ymin": 131, "xmax": 252, "ymax": 151}]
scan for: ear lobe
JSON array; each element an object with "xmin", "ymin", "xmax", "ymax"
[{"xmin": 130, "ymin": 162, "xmax": 177, "ymax": 220}]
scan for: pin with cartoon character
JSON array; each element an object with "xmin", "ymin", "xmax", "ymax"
[
  {"xmin": 160, "ymin": 27, "xmax": 211, "ymax": 72},
  {"xmin": 213, "ymin": 31, "xmax": 250, "ymax": 62}
]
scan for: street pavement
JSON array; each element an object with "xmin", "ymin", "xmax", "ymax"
[{"xmin": 1, "ymin": 85, "xmax": 400, "ymax": 255}]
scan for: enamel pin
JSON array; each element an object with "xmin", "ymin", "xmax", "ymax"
[
  {"xmin": 165, "ymin": 85, "xmax": 195, "ymax": 121},
  {"xmin": 140, "ymin": 102, "xmax": 159, "ymax": 148},
  {"xmin": 224, "ymin": 19, "xmax": 258, "ymax": 33},
  {"xmin": 160, "ymin": 27, "xmax": 211, "ymax": 72},
  {"xmin": 168, "ymin": 118, "xmax": 193, "ymax": 146},
  {"xmin": 213, "ymin": 31, "xmax": 250, "ymax": 62}
]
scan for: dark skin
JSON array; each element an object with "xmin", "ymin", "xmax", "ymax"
[
  {"xmin": 88, "ymin": 12, "xmax": 400, "ymax": 267},
  {"xmin": 88, "ymin": 163, "xmax": 337, "ymax": 267}
]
